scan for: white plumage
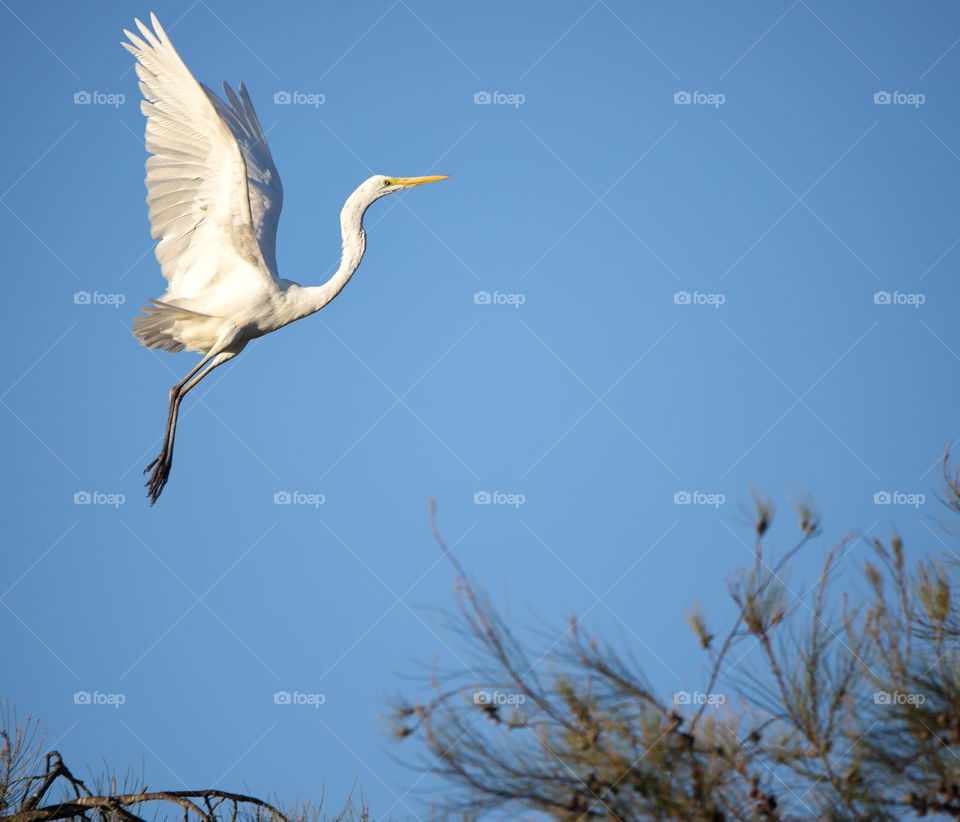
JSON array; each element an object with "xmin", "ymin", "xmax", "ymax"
[{"xmin": 123, "ymin": 14, "xmax": 448, "ymax": 503}]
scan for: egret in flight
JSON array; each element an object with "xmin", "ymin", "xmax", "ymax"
[{"xmin": 122, "ymin": 15, "xmax": 448, "ymax": 504}]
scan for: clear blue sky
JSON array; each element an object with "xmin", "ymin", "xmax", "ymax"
[{"xmin": 2, "ymin": 0, "xmax": 959, "ymax": 817}]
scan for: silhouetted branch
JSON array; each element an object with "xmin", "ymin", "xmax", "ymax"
[{"xmin": 3, "ymin": 789, "xmax": 289, "ymax": 822}]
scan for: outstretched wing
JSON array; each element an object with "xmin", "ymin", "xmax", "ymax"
[
  {"xmin": 122, "ymin": 14, "xmax": 278, "ymax": 296},
  {"xmin": 202, "ymin": 82, "xmax": 283, "ymax": 280}
]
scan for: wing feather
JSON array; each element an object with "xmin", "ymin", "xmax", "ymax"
[
  {"xmin": 201, "ymin": 80, "xmax": 284, "ymax": 279},
  {"xmin": 123, "ymin": 14, "xmax": 278, "ymax": 297}
]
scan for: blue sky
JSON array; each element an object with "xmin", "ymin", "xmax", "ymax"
[{"xmin": 2, "ymin": 0, "xmax": 960, "ymax": 817}]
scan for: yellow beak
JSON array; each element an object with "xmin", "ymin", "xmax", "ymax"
[{"xmin": 394, "ymin": 175, "xmax": 450, "ymax": 188}]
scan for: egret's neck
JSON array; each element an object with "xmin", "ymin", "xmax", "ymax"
[{"xmin": 295, "ymin": 191, "xmax": 370, "ymax": 317}]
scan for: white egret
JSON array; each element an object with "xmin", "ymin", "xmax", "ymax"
[{"xmin": 122, "ymin": 14, "xmax": 448, "ymax": 504}]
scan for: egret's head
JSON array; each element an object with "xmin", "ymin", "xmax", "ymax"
[{"xmin": 365, "ymin": 174, "xmax": 450, "ymax": 201}]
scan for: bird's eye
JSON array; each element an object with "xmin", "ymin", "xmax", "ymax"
[{"xmin": 382, "ymin": 179, "xmax": 392, "ymax": 187}]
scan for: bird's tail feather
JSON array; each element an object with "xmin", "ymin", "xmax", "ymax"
[{"xmin": 132, "ymin": 299, "xmax": 209, "ymax": 352}]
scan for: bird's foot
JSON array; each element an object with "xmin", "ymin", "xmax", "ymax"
[{"xmin": 144, "ymin": 449, "xmax": 172, "ymax": 504}]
